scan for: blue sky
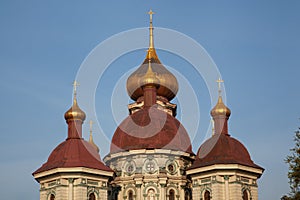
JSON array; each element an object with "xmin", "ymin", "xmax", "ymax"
[{"xmin": 0, "ymin": 1, "xmax": 299, "ymax": 199}]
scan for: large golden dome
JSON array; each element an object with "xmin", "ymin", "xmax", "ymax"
[{"xmin": 126, "ymin": 10, "xmax": 178, "ymax": 101}]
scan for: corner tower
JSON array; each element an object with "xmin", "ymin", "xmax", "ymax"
[
  {"xmin": 33, "ymin": 81, "xmax": 113, "ymax": 200},
  {"xmin": 187, "ymin": 79, "xmax": 264, "ymax": 200},
  {"xmin": 104, "ymin": 10, "xmax": 195, "ymax": 200}
]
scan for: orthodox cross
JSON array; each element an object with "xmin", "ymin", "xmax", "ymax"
[
  {"xmin": 148, "ymin": 9, "xmax": 155, "ymax": 23},
  {"xmin": 216, "ymin": 78, "xmax": 224, "ymax": 96},
  {"xmin": 72, "ymin": 80, "xmax": 80, "ymax": 97}
]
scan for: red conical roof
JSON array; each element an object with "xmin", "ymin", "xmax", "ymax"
[
  {"xmin": 110, "ymin": 107, "xmax": 193, "ymax": 154},
  {"xmin": 33, "ymin": 138, "xmax": 112, "ymax": 174},
  {"xmin": 190, "ymin": 133, "xmax": 263, "ymax": 170}
]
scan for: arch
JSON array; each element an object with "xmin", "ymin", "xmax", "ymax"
[
  {"xmin": 143, "ymin": 182, "xmax": 160, "ymax": 200},
  {"xmin": 87, "ymin": 188, "xmax": 99, "ymax": 200},
  {"xmin": 242, "ymin": 188, "xmax": 252, "ymax": 200},
  {"xmin": 200, "ymin": 187, "xmax": 212, "ymax": 200},
  {"xmin": 184, "ymin": 189, "xmax": 192, "ymax": 200},
  {"xmin": 242, "ymin": 187, "xmax": 252, "ymax": 200},
  {"xmin": 47, "ymin": 190, "xmax": 56, "ymax": 200},
  {"xmin": 166, "ymin": 184, "xmax": 179, "ymax": 195},
  {"xmin": 204, "ymin": 190, "xmax": 210, "ymax": 200},
  {"xmin": 89, "ymin": 193, "xmax": 96, "ymax": 200},
  {"xmin": 50, "ymin": 194, "xmax": 55, "ymax": 200},
  {"xmin": 124, "ymin": 184, "xmax": 137, "ymax": 200},
  {"xmin": 169, "ymin": 189, "xmax": 175, "ymax": 200},
  {"xmin": 242, "ymin": 190, "xmax": 248, "ymax": 200},
  {"xmin": 128, "ymin": 190, "xmax": 134, "ymax": 200}
]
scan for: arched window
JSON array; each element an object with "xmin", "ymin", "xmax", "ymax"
[
  {"xmin": 242, "ymin": 190, "xmax": 248, "ymax": 200},
  {"xmin": 204, "ymin": 190, "xmax": 210, "ymax": 200},
  {"xmin": 128, "ymin": 190, "xmax": 134, "ymax": 200},
  {"xmin": 185, "ymin": 190, "xmax": 191, "ymax": 200},
  {"xmin": 169, "ymin": 189, "xmax": 175, "ymax": 200},
  {"xmin": 50, "ymin": 194, "xmax": 55, "ymax": 200},
  {"xmin": 147, "ymin": 189, "xmax": 155, "ymax": 200},
  {"xmin": 89, "ymin": 193, "xmax": 96, "ymax": 200}
]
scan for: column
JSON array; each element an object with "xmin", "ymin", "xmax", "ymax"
[
  {"xmin": 224, "ymin": 176, "xmax": 229, "ymax": 200},
  {"xmin": 68, "ymin": 178, "xmax": 74, "ymax": 200},
  {"xmin": 136, "ymin": 184, "xmax": 142, "ymax": 200},
  {"xmin": 160, "ymin": 184, "xmax": 166, "ymax": 200}
]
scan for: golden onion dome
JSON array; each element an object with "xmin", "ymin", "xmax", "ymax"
[
  {"xmin": 126, "ymin": 10, "xmax": 178, "ymax": 101},
  {"xmin": 64, "ymin": 97, "xmax": 86, "ymax": 122},
  {"xmin": 127, "ymin": 49, "xmax": 178, "ymax": 101},
  {"xmin": 210, "ymin": 96, "xmax": 231, "ymax": 117}
]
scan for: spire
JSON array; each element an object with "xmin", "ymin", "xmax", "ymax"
[
  {"xmin": 211, "ymin": 78, "xmax": 231, "ymax": 135},
  {"xmin": 64, "ymin": 81, "xmax": 86, "ymax": 139},
  {"xmin": 88, "ymin": 120, "xmax": 99, "ymax": 153},
  {"xmin": 216, "ymin": 78, "xmax": 224, "ymax": 97},
  {"xmin": 148, "ymin": 9, "xmax": 154, "ymax": 49},
  {"xmin": 145, "ymin": 9, "xmax": 160, "ymax": 62}
]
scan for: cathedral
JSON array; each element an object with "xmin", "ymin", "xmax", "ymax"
[{"xmin": 33, "ymin": 11, "xmax": 264, "ymax": 200}]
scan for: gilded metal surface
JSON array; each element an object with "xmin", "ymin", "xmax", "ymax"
[
  {"xmin": 64, "ymin": 81, "xmax": 86, "ymax": 122},
  {"xmin": 126, "ymin": 10, "xmax": 178, "ymax": 101},
  {"xmin": 64, "ymin": 97, "xmax": 86, "ymax": 122},
  {"xmin": 210, "ymin": 96, "xmax": 231, "ymax": 117}
]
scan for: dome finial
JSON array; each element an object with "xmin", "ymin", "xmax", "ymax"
[
  {"xmin": 89, "ymin": 120, "xmax": 99, "ymax": 153},
  {"xmin": 211, "ymin": 78, "xmax": 231, "ymax": 135},
  {"xmin": 148, "ymin": 9, "xmax": 155, "ymax": 49},
  {"xmin": 145, "ymin": 9, "xmax": 159, "ymax": 62},
  {"xmin": 64, "ymin": 80, "xmax": 86, "ymax": 123},
  {"xmin": 211, "ymin": 78, "xmax": 231, "ymax": 118},
  {"xmin": 216, "ymin": 77, "xmax": 224, "ymax": 97},
  {"xmin": 72, "ymin": 80, "xmax": 80, "ymax": 104},
  {"xmin": 126, "ymin": 11, "xmax": 178, "ymax": 101}
]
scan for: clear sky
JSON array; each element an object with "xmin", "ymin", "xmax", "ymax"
[{"xmin": 0, "ymin": 1, "xmax": 299, "ymax": 199}]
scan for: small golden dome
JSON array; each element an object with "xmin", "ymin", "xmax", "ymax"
[
  {"xmin": 211, "ymin": 96, "xmax": 231, "ymax": 117},
  {"xmin": 64, "ymin": 97, "xmax": 86, "ymax": 122}
]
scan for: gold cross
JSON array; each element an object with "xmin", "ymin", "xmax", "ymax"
[
  {"xmin": 89, "ymin": 120, "xmax": 94, "ymax": 133},
  {"xmin": 148, "ymin": 9, "xmax": 155, "ymax": 23},
  {"xmin": 216, "ymin": 78, "xmax": 224, "ymax": 96},
  {"xmin": 72, "ymin": 80, "xmax": 80, "ymax": 97}
]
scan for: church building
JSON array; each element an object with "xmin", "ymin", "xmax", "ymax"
[{"xmin": 33, "ymin": 10, "xmax": 264, "ymax": 200}]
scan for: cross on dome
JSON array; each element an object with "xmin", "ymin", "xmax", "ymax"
[
  {"xmin": 216, "ymin": 78, "xmax": 224, "ymax": 96},
  {"xmin": 148, "ymin": 9, "xmax": 155, "ymax": 49},
  {"xmin": 72, "ymin": 80, "xmax": 80, "ymax": 98},
  {"xmin": 148, "ymin": 9, "xmax": 155, "ymax": 22}
]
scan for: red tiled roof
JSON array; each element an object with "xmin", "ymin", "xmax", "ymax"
[
  {"xmin": 110, "ymin": 107, "xmax": 193, "ymax": 154},
  {"xmin": 190, "ymin": 133, "xmax": 263, "ymax": 170},
  {"xmin": 33, "ymin": 138, "xmax": 112, "ymax": 175}
]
